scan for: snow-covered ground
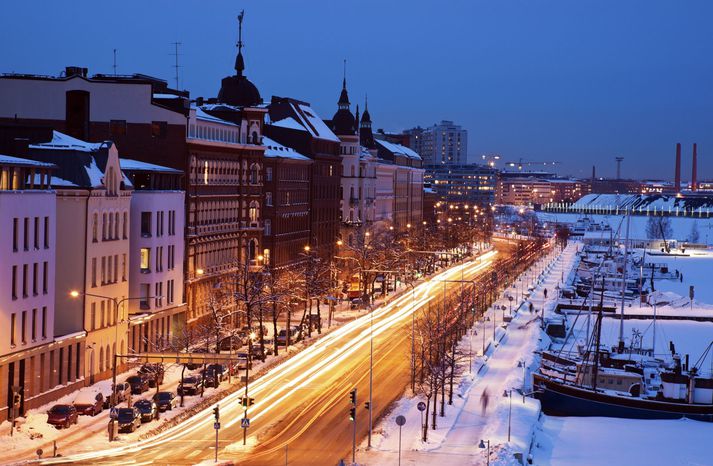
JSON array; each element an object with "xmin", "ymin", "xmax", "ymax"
[
  {"xmin": 536, "ymin": 211, "xmax": 713, "ymax": 245},
  {"xmin": 532, "ymin": 416, "xmax": 713, "ymax": 466},
  {"xmin": 644, "ymin": 249, "xmax": 713, "ymax": 303}
]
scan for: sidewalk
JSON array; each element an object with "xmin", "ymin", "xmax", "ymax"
[{"xmin": 359, "ymin": 242, "xmax": 580, "ymax": 466}]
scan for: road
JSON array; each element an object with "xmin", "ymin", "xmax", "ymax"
[{"xmin": 41, "ymin": 249, "xmax": 505, "ymax": 466}]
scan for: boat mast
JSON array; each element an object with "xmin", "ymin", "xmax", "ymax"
[
  {"xmin": 618, "ymin": 208, "xmax": 631, "ymax": 349},
  {"xmin": 592, "ymin": 277, "xmax": 605, "ymax": 392}
]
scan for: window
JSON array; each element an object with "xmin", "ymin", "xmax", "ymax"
[
  {"xmin": 13, "ymin": 218, "xmax": 18, "ymax": 251},
  {"xmin": 101, "ymin": 256, "xmax": 106, "ymax": 284},
  {"xmin": 140, "ymin": 284, "xmax": 150, "ymax": 309},
  {"xmin": 32, "ymin": 263, "xmax": 38, "ymax": 295},
  {"xmin": 22, "ymin": 264, "xmax": 28, "ymax": 297},
  {"xmin": 168, "ymin": 245, "xmax": 175, "ymax": 269},
  {"xmin": 23, "ymin": 217, "xmax": 29, "ymax": 250},
  {"xmin": 34, "ymin": 217, "xmax": 39, "ymax": 249},
  {"xmin": 110, "ymin": 119, "xmax": 127, "ymax": 137},
  {"xmin": 264, "ymin": 219, "xmax": 271, "ymax": 236},
  {"xmin": 140, "ymin": 248, "xmax": 151, "ymax": 272},
  {"xmin": 12, "ymin": 265, "xmax": 17, "ymax": 299},
  {"xmin": 43, "ymin": 262, "xmax": 48, "ymax": 294},
  {"xmin": 265, "ymin": 167, "xmax": 273, "ymax": 182},
  {"xmin": 248, "ymin": 201, "xmax": 259, "ymax": 223},
  {"xmin": 42, "ymin": 307, "xmax": 47, "ymax": 338},
  {"xmin": 141, "ymin": 212, "xmax": 152, "ymax": 237},
  {"xmin": 114, "ymin": 254, "xmax": 118, "ymax": 283},
  {"xmin": 102, "ymin": 213, "xmax": 107, "ymax": 240},
  {"xmin": 266, "ymin": 192, "xmax": 273, "ymax": 206},
  {"xmin": 100, "ymin": 301, "xmax": 105, "ymax": 328},
  {"xmin": 167, "ymin": 279, "xmax": 174, "ymax": 304},
  {"xmin": 66, "ymin": 90, "xmax": 90, "ymax": 140},
  {"xmin": 249, "ymin": 164, "xmax": 259, "ymax": 184},
  {"xmin": 122, "ymin": 212, "xmax": 128, "ymax": 239},
  {"xmin": 90, "ymin": 302, "xmax": 96, "ymax": 331},
  {"xmin": 91, "ymin": 258, "xmax": 97, "ymax": 287},
  {"xmin": 92, "ymin": 213, "xmax": 98, "ymax": 242},
  {"xmin": 21, "ymin": 310, "xmax": 27, "ymax": 344},
  {"xmin": 156, "ymin": 247, "xmax": 163, "ymax": 272},
  {"xmin": 31, "ymin": 308, "xmax": 37, "ymax": 341},
  {"xmin": 122, "ymin": 254, "xmax": 127, "ymax": 281},
  {"xmin": 155, "ymin": 282, "xmax": 163, "ymax": 308},
  {"xmin": 44, "ymin": 216, "xmax": 49, "ymax": 248},
  {"xmin": 10, "ymin": 313, "xmax": 16, "ymax": 346},
  {"xmin": 114, "ymin": 212, "xmax": 120, "ymax": 239},
  {"xmin": 151, "ymin": 121, "xmax": 167, "ymax": 138}
]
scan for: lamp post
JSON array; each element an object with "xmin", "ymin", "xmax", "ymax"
[
  {"xmin": 479, "ymin": 439, "xmax": 491, "ymax": 466},
  {"xmin": 69, "ymin": 290, "xmax": 159, "ymax": 441},
  {"xmin": 503, "ymin": 389, "xmax": 512, "ymax": 441}
]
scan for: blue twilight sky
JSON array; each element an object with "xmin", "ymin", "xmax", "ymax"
[{"xmin": 1, "ymin": 1, "xmax": 712, "ymax": 180}]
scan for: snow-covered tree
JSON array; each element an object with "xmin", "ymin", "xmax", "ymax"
[
  {"xmin": 646, "ymin": 216, "xmax": 673, "ymax": 240},
  {"xmin": 689, "ymin": 221, "xmax": 700, "ymax": 243}
]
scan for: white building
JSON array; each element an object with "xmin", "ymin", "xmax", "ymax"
[
  {"xmin": 121, "ymin": 159, "xmax": 186, "ymax": 353},
  {"xmin": 418, "ymin": 120, "xmax": 468, "ymax": 165},
  {"xmin": 28, "ymin": 132, "xmax": 132, "ymax": 385},
  {"xmin": 0, "ymin": 153, "xmax": 84, "ymax": 422}
]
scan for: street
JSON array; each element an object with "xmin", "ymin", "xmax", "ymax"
[{"xmin": 41, "ymin": 249, "xmax": 504, "ymax": 465}]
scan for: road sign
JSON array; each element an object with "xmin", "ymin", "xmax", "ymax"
[
  {"xmin": 395, "ymin": 415, "xmax": 406, "ymax": 426},
  {"xmin": 241, "ymin": 417, "xmax": 250, "ymax": 428},
  {"xmin": 213, "ymin": 422, "xmax": 220, "ymax": 430},
  {"xmin": 110, "ymin": 407, "xmax": 118, "ymax": 418},
  {"xmin": 417, "ymin": 402, "xmax": 426, "ymax": 412}
]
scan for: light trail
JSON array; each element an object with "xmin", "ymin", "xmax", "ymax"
[{"xmin": 41, "ymin": 251, "xmax": 496, "ymax": 464}]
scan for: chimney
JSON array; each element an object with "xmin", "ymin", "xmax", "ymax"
[
  {"xmin": 692, "ymin": 143, "xmax": 698, "ymax": 192},
  {"xmin": 675, "ymin": 143, "xmax": 681, "ymax": 194}
]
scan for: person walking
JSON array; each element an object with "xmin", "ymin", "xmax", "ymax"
[{"xmin": 481, "ymin": 387, "xmax": 490, "ymax": 415}]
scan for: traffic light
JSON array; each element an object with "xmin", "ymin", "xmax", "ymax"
[
  {"xmin": 13, "ymin": 392, "xmax": 21, "ymax": 407},
  {"xmin": 349, "ymin": 407, "xmax": 356, "ymax": 421},
  {"xmin": 213, "ymin": 404, "xmax": 220, "ymax": 422},
  {"xmin": 349, "ymin": 388, "xmax": 356, "ymax": 406},
  {"xmin": 364, "ymin": 402, "xmax": 370, "ymax": 410},
  {"xmin": 241, "ymin": 396, "xmax": 255, "ymax": 407}
]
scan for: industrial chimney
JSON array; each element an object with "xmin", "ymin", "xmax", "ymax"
[
  {"xmin": 675, "ymin": 143, "xmax": 682, "ymax": 194},
  {"xmin": 692, "ymin": 143, "xmax": 698, "ymax": 192}
]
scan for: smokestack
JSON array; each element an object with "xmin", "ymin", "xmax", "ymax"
[
  {"xmin": 675, "ymin": 143, "xmax": 681, "ymax": 194},
  {"xmin": 692, "ymin": 143, "xmax": 698, "ymax": 192}
]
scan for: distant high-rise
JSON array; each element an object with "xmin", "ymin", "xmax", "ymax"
[{"xmin": 406, "ymin": 120, "xmax": 467, "ymax": 165}]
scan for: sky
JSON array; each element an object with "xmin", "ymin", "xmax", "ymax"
[{"xmin": 1, "ymin": 1, "xmax": 712, "ymax": 180}]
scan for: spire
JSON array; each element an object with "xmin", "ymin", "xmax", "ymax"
[
  {"xmin": 355, "ymin": 104, "xmax": 360, "ymax": 125},
  {"xmin": 338, "ymin": 59, "xmax": 350, "ymax": 109},
  {"xmin": 361, "ymin": 94, "xmax": 371, "ymax": 125},
  {"xmin": 234, "ymin": 10, "xmax": 246, "ymax": 76}
]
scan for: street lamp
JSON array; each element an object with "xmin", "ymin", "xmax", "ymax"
[
  {"xmin": 479, "ymin": 439, "xmax": 491, "ymax": 466},
  {"xmin": 503, "ymin": 389, "xmax": 512, "ymax": 441},
  {"xmin": 69, "ymin": 290, "xmax": 160, "ymax": 441}
]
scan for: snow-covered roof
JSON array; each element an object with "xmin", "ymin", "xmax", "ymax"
[
  {"xmin": 0, "ymin": 153, "xmax": 56, "ymax": 168},
  {"xmin": 279, "ymin": 103, "xmax": 339, "ymax": 142},
  {"xmin": 572, "ymin": 193, "xmax": 713, "ymax": 211},
  {"xmin": 271, "ymin": 116, "xmax": 304, "ymax": 131},
  {"xmin": 262, "ymin": 136, "xmax": 310, "ymax": 161},
  {"xmin": 195, "ymin": 107, "xmax": 238, "ymax": 126},
  {"xmin": 120, "ymin": 158, "xmax": 183, "ymax": 174},
  {"xmin": 29, "ymin": 131, "xmax": 104, "ymax": 153},
  {"xmin": 49, "ymin": 176, "xmax": 79, "ymax": 187},
  {"xmin": 153, "ymin": 93, "xmax": 182, "ymax": 99},
  {"xmin": 375, "ymin": 139, "xmax": 422, "ymax": 160}
]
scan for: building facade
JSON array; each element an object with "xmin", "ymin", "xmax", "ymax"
[
  {"xmin": 424, "ymin": 163, "xmax": 497, "ymax": 206},
  {"xmin": 412, "ymin": 120, "xmax": 467, "ymax": 165}
]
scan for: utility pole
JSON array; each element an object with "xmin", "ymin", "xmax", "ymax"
[
  {"xmin": 349, "ymin": 388, "xmax": 357, "ymax": 465},
  {"xmin": 112, "ymin": 49, "xmax": 117, "ymax": 76}
]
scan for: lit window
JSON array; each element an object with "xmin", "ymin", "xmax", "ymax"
[{"xmin": 140, "ymin": 248, "xmax": 151, "ymax": 272}]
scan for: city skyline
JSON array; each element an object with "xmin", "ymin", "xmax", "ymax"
[{"xmin": 1, "ymin": 1, "xmax": 711, "ymax": 179}]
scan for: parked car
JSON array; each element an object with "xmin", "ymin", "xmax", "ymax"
[
  {"xmin": 73, "ymin": 391, "xmax": 104, "ymax": 416},
  {"xmin": 218, "ymin": 336, "xmax": 243, "ymax": 352},
  {"xmin": 47, "ymin": 404, "xmax": 78, "ymax": 429},
  {"xmin": 126, "ymin": 374, "xmax": 150, "ymax": 394},
  {"xmin": 104, "ymin": 382, "xmax": 131, "ymax": 408},
  {"xmin": 250, "ymin": 339, "xmax": 274, "ymax": 359},
  {"xmin": 116, "ymin": 407, "xmax": 142, "ymax": 433},
  {"xmin": 200, "ymin": 369, "xmax": 219, "ymax": 389},
  {"xmin": 133, "ymin": 399, "xmax": 158, "ymax": 422},
  {"xmin": 276, "ymin": 326, "xmax": 301, "ymax": 346},
  {"xmin": 177, "ymin": 376, "xmax": 203, "ymax": 396},
  {"xmin": 153, "ymin": 391, "xmax": 177, "ymax": 411},
  {"xmin": 235, "ymin": 352, "xmax": 252, "ymax": 371},
  {"xmin": 138, "ymin": 363, "xmax": 165, "ymax": 387},
  {"xmin": 350, "ymin": 298, "xmax": 364, "ymax": 309},
  {"xmin": 207, "ymin": 364, "xmax": 228, "ymax": 382},
  {"xmin": 185, "ymin": 348, "xmax": 208, "ymax": 370}
]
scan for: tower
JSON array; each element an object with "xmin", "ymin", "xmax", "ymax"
[
  {"xmin": 217, "ymin": 10, "xmax": 262, "ymax": 107},
  {"xmin": 692, "ymin": 143, "xmax": 698, "ymax": 192},
  {"xmin": 675, "ymin": 143, "xmax": 682, "ymax": 194},
  {"xmin": 359, "ymin": 95, "xmax": 375, "ymax": 148},
  {"xmin": 329, "ymin": 59, "xmax": 356, "ymax": 136},
  {"xmin": 615, "ymin": 157, "xmax": 624, "ymax": 180}
]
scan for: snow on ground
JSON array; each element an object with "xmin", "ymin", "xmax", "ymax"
[
  {"xmin": 644, "ymin": 249, "xmax": 713, "ymax": 303},
  {"xmin": 536, "ymin": 211, "xmax": 713, "ymax": 245},
  {"xmin": 359, "ymin": 242, "xmax": 577, "ymax": 466},
  {"xmin": 532, "ymin": 416, "xmax": 713, "ymax": 466}
]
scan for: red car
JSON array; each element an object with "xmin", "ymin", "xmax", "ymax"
[
  {"xmin": 47, "ymin": 404, "xmax": 78, "ymax": 429},
  {"xmin": 73, "ymin": 391, "xmax": 104, "ymax": 416}
]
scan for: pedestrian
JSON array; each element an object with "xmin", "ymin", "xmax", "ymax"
[
  {"xmin": 543, "ymin": 288, "xmax": 548, "ymax": 299},
  {"xmin": 680, "ymin": 273, "xmax": 683, "ymax": 283},
  {"xmin": 481, "ymin": 388, "xmax": 490, "ymax": 415}
]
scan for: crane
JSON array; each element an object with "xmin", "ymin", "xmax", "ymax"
[{"xmin": 503, "ymin": 158, "xmax": 561, "ymax": 171}]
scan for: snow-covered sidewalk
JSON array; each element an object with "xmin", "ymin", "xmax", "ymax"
[{"xmin": 359, "ymin": 242, "xmax": 580, "ymax": 466}]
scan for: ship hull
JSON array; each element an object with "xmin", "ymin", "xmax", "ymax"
[{"xmin": 533, "ymin": 373, "xmax": 713, "ymax": 422}]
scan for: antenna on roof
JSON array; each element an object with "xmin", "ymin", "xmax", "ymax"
[
  {"xmin": 343, "ymin": 59, "xmax": 347, "ymax": 88},
  {"xmin": 171, "ymin": 42, "xmax": 182, "ymax": 89},
  {"xmin": 113, "ymin": 49, "xmax": 117, "ymax": 76},
  {"xmin": 235, "ymin": 10, "xmax": 246, "ymax": 76}
]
